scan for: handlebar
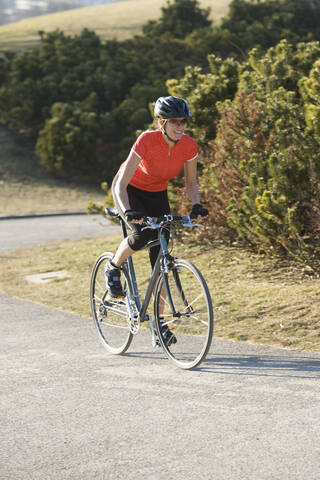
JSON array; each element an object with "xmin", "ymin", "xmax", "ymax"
[
  {"xmin": 141, "ymin": 214, "xmax": 202, "ymax": 230},
  {"xmin": 104, "ymin": 207, "xmax": 205, "ymax": 229}
]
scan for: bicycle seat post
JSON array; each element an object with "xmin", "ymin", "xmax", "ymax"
[{"xmin": 119, "ymin": 216, "xmax": 128, "ymax": 239}]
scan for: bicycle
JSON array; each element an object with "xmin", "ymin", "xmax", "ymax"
[{"xmin": 90, "ymin": 208, "xmax": 214, "ymax": 370}]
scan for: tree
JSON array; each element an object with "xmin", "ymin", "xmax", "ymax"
[
  {"xmin": 186, "ymin": 0, "xmax": 320, "ymax": 61},
  {"xmin": 35, "ymin": 98, "xmax": 107, "ymax": 181},
  {"xmin": 167, "ymin": 54, "xmax": 239, "ymax": 148},
  {"xmin": 299, "ymin": 58, "xmax": 320, "ymax": 245},
  {"xmin": 142, "ymin": 0, "xmax": 211, "ymax": 39},
  {"xmin": 167, "ymin": 38, "xmax": 320, "ymax": 267},
  {"xmin": 200, "ymin": 41, "xmax": 320, "ymax": 266}
]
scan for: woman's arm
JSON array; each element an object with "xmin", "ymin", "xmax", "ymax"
[
  {"xmin": 113, "ymin": 150, "xmax": 141, "ymax": 212},
  {"xmin": 184, "ymin": 158, "xmax": 200, "ymax": 205}
]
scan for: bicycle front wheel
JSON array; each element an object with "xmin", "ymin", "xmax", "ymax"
[
  {"xmin": 90, "ymin": 252, "xmax": 133, "ymax": 354},
  {"xmin": 154, "ymin": 258, "xmax": 213, "ymax": 369}
]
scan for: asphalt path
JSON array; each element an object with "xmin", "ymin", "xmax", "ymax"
[
  {"xmin": 1, "ymin": 215, "xmax": 320, "ymax": 479},
  {"xmin": 0, "ymin": 213, "xmax": 120, "ymax": 253}
]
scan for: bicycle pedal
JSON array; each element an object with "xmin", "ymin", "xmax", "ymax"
[
  {"xmin": 97, "ymin": 304, "xmax": 107, "ymax": 318},
  {"xmin": 166, "ymin": 336, "xmax": 177, "ymax": 347},
  {"xmin": 106, "ymin": 291, "xmax": 125, "ymax": 302}
]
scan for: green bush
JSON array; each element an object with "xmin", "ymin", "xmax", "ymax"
[
  {"xmin": 168, "ymin": 38, "xmax": 320, "ymax": 269},
  {"xmin": 143, "ymin": 0, "xmax": 211, "ymax": 39},
  {"xmin": 35, "ymin": 99, "xmax": 108, "ymax": 181},
  {"xmin": 167, "ymin": 55, "xmax": 240, "ymax": 148}
]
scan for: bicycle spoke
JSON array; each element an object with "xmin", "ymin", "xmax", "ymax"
[
  {"xmin": 95, "ymin": 279, "xmax": 105, "ymax": 293},
  {"xmin": 94, "ymin": 294, "xmax": 104, "ymax": 303},
  {"xmin": 178, "ymin": 292, "xmax": 204, "ymax": 312},
  {"xmin": 101, "ymin": 322, "xmax": 129, "ymax": 330},
  {"xmin": 189, "ymin": 314, "xmax": 209, "ymax": 327},
  {"xmin": 154, "ymin": 259, "xmax": 213, "ymax": 369},
  {"xmin": 159, "ymin": 293, "xmax": 171, "ymax": 309},
  {"xmin": 90, "ymin": 253, "xmax": 133, "ymax": 354},
  {"xmin": 160, "ymin": 317, "xmax": 179, "ymax": 327}
]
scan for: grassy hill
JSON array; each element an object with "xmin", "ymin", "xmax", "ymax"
[{"xmin": 0, "ymin": 0, "xmax": 231, "ymax": 52}]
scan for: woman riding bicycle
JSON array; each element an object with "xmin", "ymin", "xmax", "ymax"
[{"xmin": 106, "ymin": 95, "xmax": 208, "ymax": 301}]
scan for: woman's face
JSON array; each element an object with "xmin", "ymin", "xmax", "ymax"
[{"xmin": 160, "ymin": 118, "xmax": 188, "ymax": 143}]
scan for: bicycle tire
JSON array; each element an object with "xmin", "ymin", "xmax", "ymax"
[
  {"xmin": 90, "ymin": 252, "xmax": 133, "ymax": 354},
  {"xmin": 154, "ymin": 258, "xmax": 213, "ymax": 369}
]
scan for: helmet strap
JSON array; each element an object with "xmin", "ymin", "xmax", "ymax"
[{"xmin": 160, "ymin": 119, "xmax": 179, "ymax": 145}]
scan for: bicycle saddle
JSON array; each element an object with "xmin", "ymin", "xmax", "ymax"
[{"xmin": 105, "ymin": 207, "xmax": 121, "ymax": 219}]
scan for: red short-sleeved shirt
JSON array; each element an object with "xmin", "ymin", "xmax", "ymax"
[{"xmin": 128, "ymin": 130, "xmax": 198, "ymax": 192}]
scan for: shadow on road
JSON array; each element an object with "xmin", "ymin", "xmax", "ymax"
[
  {"xmin": 198, "ymin": 353, "xmax": 320, "ymax": 378},
  {"xmin": 125, "ymin": 349, "xmax": 320, "ymax": 378}
]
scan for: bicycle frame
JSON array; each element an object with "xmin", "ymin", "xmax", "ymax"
[
  {"xmin": 91, "ymin": 210, "xmax": 213, "ymax": 368},
  {"xmin": 120, "ymin": 217, "xmax": 168, "ymax": 324},
  {"xmin": 103, "ymin": 212, "xmax": 196, "ymax": 332}
]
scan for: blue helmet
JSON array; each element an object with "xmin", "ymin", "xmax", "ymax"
[{"xmin": 154, "ymin": 96, "xmax": 192, "ymax": 119}]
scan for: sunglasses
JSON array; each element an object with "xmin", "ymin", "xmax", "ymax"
[{"xmin": 167, "ymin": 118, "xmax": 188, "ymax": 126}]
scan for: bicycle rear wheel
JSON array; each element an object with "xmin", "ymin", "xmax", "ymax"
[
  {"xmin": 90, "ymin": 252, "xmax": 133, "ymax": 354},
  {"xmin": 154, "ymin": 258, "xmax": 213, "ymax": 369}
]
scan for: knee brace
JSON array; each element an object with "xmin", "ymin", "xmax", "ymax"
[{"xmin": 127, "ymin": 229, "xmax": 152, "ymax": 251}]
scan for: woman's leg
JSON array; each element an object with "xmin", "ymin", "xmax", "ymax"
[
  {"xmin": 111, "ymin": 175, "xmax": 141, "ymax": 267},
  {"xmin": 111, "ymin": 238, "xmax": 135, "ymax": 267},
  {"xmin": 110, "ymin": 176, "xmax": 151, "ymax": 269},
  {"xmin": 111, "ymin": 178, "xmax": 170, "ymax": 269}
]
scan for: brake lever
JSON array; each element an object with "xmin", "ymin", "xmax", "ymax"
[
  {"xmin": 182, "ymin": 215, "xmax": 204, "ymax": 228},
  {"xmin": 141, "ymin": 217, "xmax": 162, "ymax": 231},
  {"xmin": 181, "ymin": 215, "xmax": 194, "ymax": 227}
]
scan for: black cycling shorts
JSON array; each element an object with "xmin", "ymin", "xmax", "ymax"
[
  {"xmin": 126, "ymin": 184, "xmax": 170, "ymax": 218},
  {"xmin": 112, "ymin": 179, "xmax": 170, "ymax": 268}
]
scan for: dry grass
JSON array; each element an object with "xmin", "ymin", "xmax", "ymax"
[
  {"xmin": 1, "ymin": 234, "xmax": 319, "ymax": 352},
  {"xmin": 0, "ymin": 0, "xmax": 231, "ymax": 52},
  {"xmin": 0, "ymin": 126, "xmax": 105, "ymax": 216}
]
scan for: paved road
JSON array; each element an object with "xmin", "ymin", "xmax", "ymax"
[
  {"xmin": 1, "ymin": 216, "xmax": 320, "ymax": 479},
  {"xmin": 0, "ymin": 213, "xmax": 120, "ymax": 253},
  {"xmin": 1, "ymin": 292, "xmax": 319, "ymax": 480}
]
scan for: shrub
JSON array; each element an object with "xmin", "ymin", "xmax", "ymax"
[
  {"xmin": 36, "ymin": 99, "xmax": 108, "ymax": 182},
  {"xmin": 168, "ymin": 40, "xmax": 320, "ymax": 269}
]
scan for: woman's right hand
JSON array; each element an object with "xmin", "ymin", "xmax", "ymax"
[{"xmin": 125, "ymin": 210, "xmax": 144, "ymax": 224}]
